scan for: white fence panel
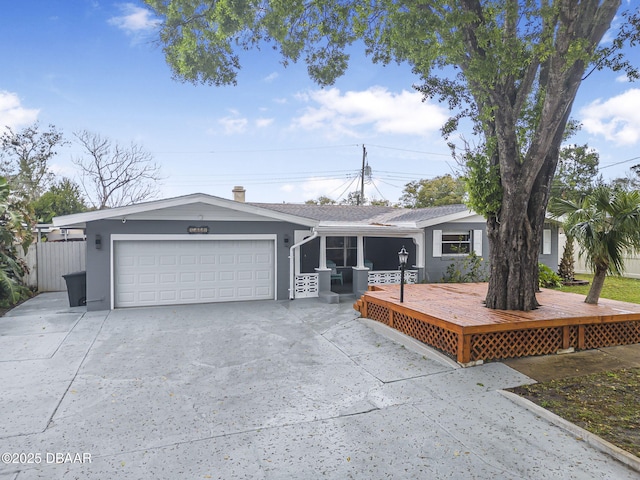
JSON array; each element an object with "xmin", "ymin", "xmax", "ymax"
[
  {"xmin": 294, "ymin": 273, "xmax": 319, "ymax": 298},
  {"xmin": 20, "ymin": 241, "xmax": 87, "ymax": 292},
  {"xmin": 559, "ymin": 233, "xmax": 640, "ymax": 279},
  {"xmin": 368, "ymin": 270, "xmax": 418, "ymax": 285},
  {"xmin": 22, "ymin": 244, "xmax": 38, "ymax": 289}
]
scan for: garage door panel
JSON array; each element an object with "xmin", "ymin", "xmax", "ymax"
[
  {"xmin": 200, "ymin": 272, "xmax": 215, "ymax": 282},
  {"xmin": 237, "ymin": 271, "xmax": 253, "ymax": 281},
  {"xmin": 218, "ymin": 288, "xmax": 235, "ymax": 299},
  {"xmin": 180, "ymin": 255, "xmax": 196, "ymax": 265},
  {"xmin": 118, "ymin": 274, "xmax": 135, "ymax": 285},
  {"xmin": 180, "ymin": 272, "xmax": 197, "ymax": 282},
  {"xmin": 138, "ymin": 256, "xmax": 156, "ymax": 266},
  {"xmin": 160, "ymin": 256, "xmax": 177, "ymax": 266},
  {"xmin": 200, "ymin": 289, "xmax": 216, "ymax": 299},
  {"xmin": 255, "ymin": 254, "xmax": 271, "ymax": 264},
  {"xmin": 158, "ymin": 291, "xmax": 176, "ymax": 302},
  {"xmin": 118, "ymin": 256, "xmax": 134, "ymax": 267},
  {"xmin": 219, "ymin": 255, "xmax": 235, "ymax": 264},
  {"xmin": 255, "ymin": 270, "xmax": 271, "ymax": 280},
  {"xmin": 139, "ymin": 291, "xmax": 158, "ymax": 302},
  {"xmin": 115, "ymin": 239, "xmax": 274, "ymax": 308}
]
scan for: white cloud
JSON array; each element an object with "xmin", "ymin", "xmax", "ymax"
[
  {"xmin": 0, "ymin": 91, "xmax": 39, "ymax": 130},
  {"xmin": 292, "ymin": 86, "xmax": 448, "ymax": 138},
  {"xmin": 218, "ymin": 115, "xmax": 249, "ymax": 135},
  {"xmin": 580, "ymin": 89, "xmax": 640, "ymax": 146},
  {"xmin": 264, "ymin": 72, "xmax": 279, "ymax": 83},
  {"xmin": 108, "ymin": 3, "xmax": 161, "ymax": 39},
  {"xmin": 255, "ymin": 118, "xmax": 274, "ymax": 128}
]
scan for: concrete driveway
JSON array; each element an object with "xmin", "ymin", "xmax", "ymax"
[{"xmin": 0, "ymin": 293, "xmax": 637, "ymax": 479}]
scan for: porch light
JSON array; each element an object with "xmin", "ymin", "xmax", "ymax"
[{"xmin": 398, "ymin": 246, "xmax": 409, "ymax": 303}]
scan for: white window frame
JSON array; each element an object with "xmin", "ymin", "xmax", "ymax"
[
  {"xmin": 441, "ymin": 231, "xmax": 472, "ymax": 256},
  {"xmin": 326, "ymin": 236, "xmax": 357, "ymax": 267},
  {"xmin": 433, "ymin": 229, "xmax": 483, "ymax": 258}
]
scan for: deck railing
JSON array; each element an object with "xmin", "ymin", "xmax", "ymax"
[
  {"xmin": 368, "ymin": 270, "xmax": 418, "ymax": 285},
  {"xmin": 294, "ymin": 273, "xmax": 319, "ymax": 298}
]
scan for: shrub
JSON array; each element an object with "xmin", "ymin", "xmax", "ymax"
[
  {"xmin": 539, "ymin": 263, "xmax": 562, "ymax": 288},
  {"xmin": 442, "ymin": 252, "xmax": 489, "ymax": 283}
]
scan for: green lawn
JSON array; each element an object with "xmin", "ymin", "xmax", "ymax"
[{"xmin": 557, "ymin": 274, "xmax": 640, "ymax": 304}]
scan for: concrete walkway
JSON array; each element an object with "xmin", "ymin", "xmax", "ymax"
[{"xmin": 0, "ymin": 293, "xmax": 637, "ymax": 479}]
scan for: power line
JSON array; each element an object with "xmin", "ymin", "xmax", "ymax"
[
  {"xmin": 598, "ymin": 155, "xmax": 640, "ymax": 170},
  {"xmin": 365, "ymin": 144, "xmax": 450, "ymax": 157}
]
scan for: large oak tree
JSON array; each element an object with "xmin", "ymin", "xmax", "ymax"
[{"xmin": 145, "ymin": 0, "xmax": 637, "ymax": 310}]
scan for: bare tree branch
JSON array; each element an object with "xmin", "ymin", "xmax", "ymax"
[{"xmin": 73, "ymin": 131, "xmax": 163, "ymax": 209}]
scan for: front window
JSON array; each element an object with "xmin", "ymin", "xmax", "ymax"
[
  {"xmin": 327, "ymin": 236, "xmax": 357, "ymax": 267},
  {"xmin": 442, "ymin": 232, "xmax": 471, "ymax": 255}
]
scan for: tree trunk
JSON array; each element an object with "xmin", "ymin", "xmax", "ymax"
[
  {"xmin": 478, "ymin": 0, "xmax": 620, "ymax": 311},
  {"xmin": 485, "ymin": 204, "xmax": 543, "ymax": 311},
  {"xmin": 484, "ymin": 111, "xmax": 563, "ymax": 311},
  {"xmin": 586, "ymin": 265, "xmax": 608, "ymax": 304}
]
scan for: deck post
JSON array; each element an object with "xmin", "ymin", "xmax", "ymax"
[
  {"xmin": 457, "ymin": 333, "xmax": 471, "ymax": 364},
  {"xmin": 578, "ymin": 325, "xmax": 586, "ymax": 350},
  {"xmin": 562, "ymin": 325, "xmax": 571, "ymax": 350}
]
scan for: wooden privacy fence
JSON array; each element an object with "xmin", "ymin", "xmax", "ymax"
[{"xmin": 20, "ymin": 241, "xmax": 86, "ymax": 292}]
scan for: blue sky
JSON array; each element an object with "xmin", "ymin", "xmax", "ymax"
[{"xmin": 1, "ymin": 1, "xmax": 639, "ymax": 205}]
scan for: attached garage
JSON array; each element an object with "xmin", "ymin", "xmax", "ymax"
[
  {"xmin": 112, "ymin": 235, "xmax": 276, "ymax": 308},
  {"xmin": 52, "ymin": 193, "xmax": 318, "ymax": 311}
]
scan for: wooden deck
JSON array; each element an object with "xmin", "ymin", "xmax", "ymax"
[{"xmin": 353, "ymin": 283, "xmax": 640, "ymax": 365}]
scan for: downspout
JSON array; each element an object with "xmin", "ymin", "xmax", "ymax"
[{"xmin": 289, "ymin": 230, "xmax": 319, "ymax": 300}]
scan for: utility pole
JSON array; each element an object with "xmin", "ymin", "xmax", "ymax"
[{"xmin": 359, "ymin": 144, "xmax": 366, "ymax": 206}]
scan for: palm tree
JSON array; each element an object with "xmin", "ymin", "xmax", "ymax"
[{"xmin": 550, "ymin": 186, "xmax": 640, "ymax": 304}]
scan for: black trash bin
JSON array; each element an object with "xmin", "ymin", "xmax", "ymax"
[{"xmin": 62, "ymin": 271, "xmax": 87, "ymax": 307}]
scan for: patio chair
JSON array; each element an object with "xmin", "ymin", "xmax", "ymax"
[{"xmin": 326, "ymin": 260, "xmax": 343, "ymax": 285}]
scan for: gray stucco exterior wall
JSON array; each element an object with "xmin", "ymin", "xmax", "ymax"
[
  {"xmin": 85, "ymin": 219, "xmax": 307, "ymax": 311},
  {"xmin": 538, "ymin": 224, "xmax": 560, "ymax": 272},
  {"xmin": 423, "ymin": 222, "xmax": 560, "ymax": 283},
  {"xmin": 423, "ymin": 222, "xmax": 489, "ymax": 283}
]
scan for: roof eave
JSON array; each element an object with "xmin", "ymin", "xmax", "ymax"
[
  {"xmin": 52, "ymin": 193, "xmax": 319, "ymax": 228},
  {"xmin": 416, "ymin": 209, "xmax": 479, "ymax": 228}
]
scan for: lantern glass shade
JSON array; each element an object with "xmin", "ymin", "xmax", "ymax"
[{"xmin": 398, "ymin": 246, "xmax": 409, "ymax": 266}]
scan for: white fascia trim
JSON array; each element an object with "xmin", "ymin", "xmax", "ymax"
[
  {"xmin": 416, "ymin": 209, "xmax": 479, "ymax": 228},
  {"xmin": 109, "ymin": 233, "xmax": 278, "ymax": 309},
  {"xmin": 54, "ymin": 193, "xmax": 318, "ymax": 228},
  {"xmin": 110, "ymin": 233, "xmax": 278, "ymax": 241},
  {"xmin": 316, "ymin": 223, "xmax": 423, "ymax": 236}
]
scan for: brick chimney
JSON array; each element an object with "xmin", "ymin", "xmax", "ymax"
[{"xmin": 232, "ymin": 186, "xmax": 246, "ymax": 203}]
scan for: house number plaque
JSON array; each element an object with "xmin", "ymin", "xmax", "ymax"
[{"xmin": 187, "ymin": 226, "xmax": 209, "ymax": 234}]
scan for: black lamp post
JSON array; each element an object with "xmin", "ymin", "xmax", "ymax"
[{"xmin": 398, "ymin": 246, "xmax": 408, "ymax": 303}]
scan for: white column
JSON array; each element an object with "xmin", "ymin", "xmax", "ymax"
[
  {"xmin": 413, "ymin": 232, "xmax": 425, "ymax": 268},
  {"xmin": 357, "ymin": 235, "xmax": 365, "ymax": 268},
  {"xmin": 319, "ymin": 236, "xmax": 327, "ymax": 269}
]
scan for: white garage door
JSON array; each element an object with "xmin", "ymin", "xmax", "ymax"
[{"xmin": 114, "ymin": 239, "xmax": 275, "ymax": 308}]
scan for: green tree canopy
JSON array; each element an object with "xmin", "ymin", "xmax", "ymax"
[
  {"xmin": 32, "ymin": 178, "xmax": 88, "ymax": 224},
  {"xmin": 551, "ymin": 144, "xmax": 601, "ymax": 203},
  {"xmin": 305, "ymin": 195, "xmax": 337, "ymax": 205},
  {"xmin": 401, "ymin": 174, "xmax": 466, "ymax": 208},
  {"xmin": 0, "ymin": 123, "xmax": 67, "ymax": 202},
  {"xmin": 146, "ymin": 0, "xmax": 638, "ymax": 310}
]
